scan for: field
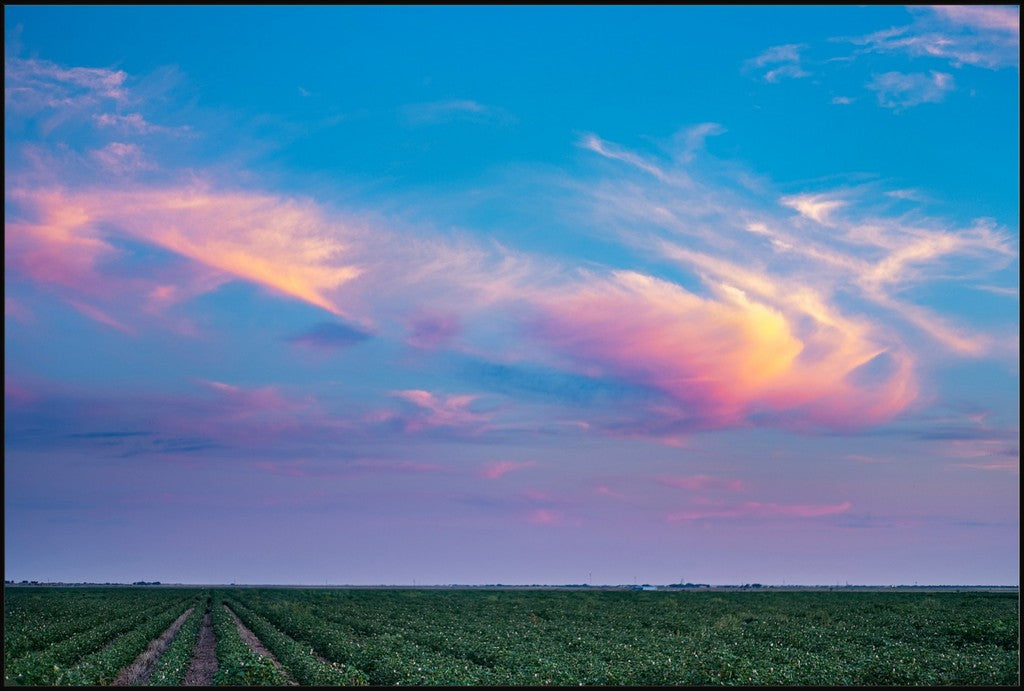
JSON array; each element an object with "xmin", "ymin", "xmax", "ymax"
[{"xmin": 4, "ymin": 587, "xmax": 1019, "ymax": 686}]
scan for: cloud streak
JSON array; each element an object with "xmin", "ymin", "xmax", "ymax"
[{"xmin": 667, "ymin": 500, "xmax": 852, "ymax": 521}]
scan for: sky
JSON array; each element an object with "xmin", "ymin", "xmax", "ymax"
[{"xmin": 4, "ymin": 6, "xmax": 1019, "ymax": 586}]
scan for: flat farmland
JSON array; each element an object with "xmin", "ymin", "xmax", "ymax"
[{"xmin": 4, "ymin": 587, "xmax": 1018, "ymax": 685}]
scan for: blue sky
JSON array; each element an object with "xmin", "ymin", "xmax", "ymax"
[{"xmin": 4, "ymin": 5, "xmax": 1019, "ymax": 586}]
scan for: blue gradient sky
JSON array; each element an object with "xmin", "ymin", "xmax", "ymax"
[{"xmin": 4, "ymin": 6, "xmax": 1019, "ymax": 585}]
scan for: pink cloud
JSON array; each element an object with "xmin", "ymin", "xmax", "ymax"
[
  {"xmin": 667, "ymin": 500, "xmax": 852, "ymax": 521},
  {"xmin": 90, "ymin": 142, "xmax": 154, "ymax": 174},
  {"xmin": 525, "ymin": 507, "xmax": 580, "ymax": 526},
  {"xmin": 480, "ymin": 460, "xmax": 536, "ymax": 480},
  {"xmin": 66, "ymin": 299, "xmax": 135, "ymax": 334},
  {"xmin": 198, "ymin": 379, "xmax": 311, "ymax": 418},
  {"xmin": 658, "ymin": 475, "xmax": 747, "ymax": 493},
  {"xmin": 535, "ymin": 270, "xmax": 916, "ymax": 431},
  {"xmin": 593, "ymin": 484, "xmax": 627, "ymax": 499},
  {"xmin": 528, "ymin": 508, "xmax": 561, "ymax": 524},
  {"xmin": 929, "ymin": 5, "xmax": 1019, "ymax": 33},
  {"xmin": 5, "ymin": 185, "xmax": 364, "ymax": 321},
  {"xmin": 5, "ymin": 188, "xmax": 119, "ymax": 296},
  {"xmin": 391, "ymin": 389, "xmax": 490, "ymax": 432}
]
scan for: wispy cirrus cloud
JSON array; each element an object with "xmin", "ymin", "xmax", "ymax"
[
  {"xmin": 744, "ymin": 44, "xmax": 811, "ymax": 82},
  {"xmin": 5, "ymin": 184, "xmax": 365, "ymax": 320},
  {"xmin": 92, "ymin": 112, "xmax": 190, "ymax": 137},
  {"xmin": 532, "ymin": 269, "xmax": 909, "ymax": 432},
  {"xmin": 6, "ymin": 54, "xmax": 1015, "ymax": 450},
  {"xmin": 849, "ymin": 6, "xmax": 1019, "ymax": 70},
  {"xmin": 90, "ymin": 142, "xmax": 155, "ymax": 174},
  {"xmin": 389, "ymin": 389, "xmax": 492, "ymax": 433},
  {"xmin": 866, "ymin": 70, "xmax": 955, "ymax": 109},
  {"xmin": 780, "ymin": 193, "xmax": 846, "ymax": 225},
  {"xmin": 5, "ymin": 57, "xmax": 129, "ymax": 114},
  {"xmin": 400, "ymin": 99, "xmax": 514, "ymax": 126},
  {"xmin": 581, "ymin": 132, "xmax": 1016, "ymax": 367},
  {"xmin": 745, "ymin": 6, "xmax": 1018, "ymax": 110},
  {"xmin": 929, "ymin": 5, "xmax": 1019, "ymax": 34}
]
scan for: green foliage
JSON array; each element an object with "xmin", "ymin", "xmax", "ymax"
[
  {"xmin": 226, "ymin": 597, "xmax": 369, "ymax": 685},
  {"xmin": 211, "ymin": 593, "xmax": 289, "ymax": 686},
  {"xmin": 148, "ymin": 594, "xmax": 209, "ymax": 686},
  {"xmin": 4, "ymin": 587, "xmax": 1019, "ymax": 686},
  {"xmin": 3, "ymin": 588, "xmax": 197, "ymax": 686},
  {"xmin": 227, "ymin": 588, "xmax": 1019, "ymax": 686}
]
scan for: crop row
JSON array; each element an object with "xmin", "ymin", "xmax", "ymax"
[
  {"xmin": 4, "ymin": 588, "xmax": 194, "ymax": 663},
  {"xmin": 225, "ymin": 588, "xmax": 1019, "ymax": 686},
  {"xmin": 148, "ymin": 596, "xmax": 208, "ymax": 686},
  {"xmin": 211, "ymin": 593, "xmax": 289, "ymax": 686},
  {"xmin": 3, "ymin": 587, "xmax": 1018, "ymax": 686},
  {"xmin": 51, "ymin": 595, "xmax": 202, "ymax": 686},
  {"xmin": 225, "ymin": 597, "xmax": 368, "ymax": 685},
  {"xmin": 4, "ymin": 592, "xmax": 197, "ymax": 686}
]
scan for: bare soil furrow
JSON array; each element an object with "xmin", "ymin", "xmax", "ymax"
[
  {"xmin": 223, "ymin": 604, "xmax": 297, "ymax": 684},
  {"xmin": 112, "ymin": 606, "xmax": 195, "ymax": 686},
  {"xmin": 183, "ymin": 610, "xmax": 217, "ymax": 686}
]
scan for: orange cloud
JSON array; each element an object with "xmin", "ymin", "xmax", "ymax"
[
  {"xmin": 6, "ymin": 184, "xmax": 363, "ymax": 319},
  {"xmin": 536, "ymin": 270, "xmax": 915, "ymax": 429}
]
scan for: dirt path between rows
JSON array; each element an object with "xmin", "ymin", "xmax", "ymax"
[
  {"xmin": 223, "ymin": 605, "xmax": 297, "ymax": 684},
  {"xmin": 112, "ymin": 606, "xmax": 195, "ymax": 686},
  {"xmin": 183, "ymin": 609, "xmax": 217, "ymax": 686}
]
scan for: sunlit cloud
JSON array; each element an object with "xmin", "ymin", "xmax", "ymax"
[
  {"xmin": 582, "ymin": 133, "xmax": 1015, "ymax": 364},
  {"xmin": 5, "ymin": 184, "xmax": 365, "ymax": 319},
  {"xmin": 781, "ymin": 193, "xmax": 846, "ymax": 225},
  {"xmin": 534, "ymin": 268, "xmax": 916, "ymax": 431},
  {"xmin": 4, "ymin": 55, "xmax": 1015, "ymax": 454}
]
